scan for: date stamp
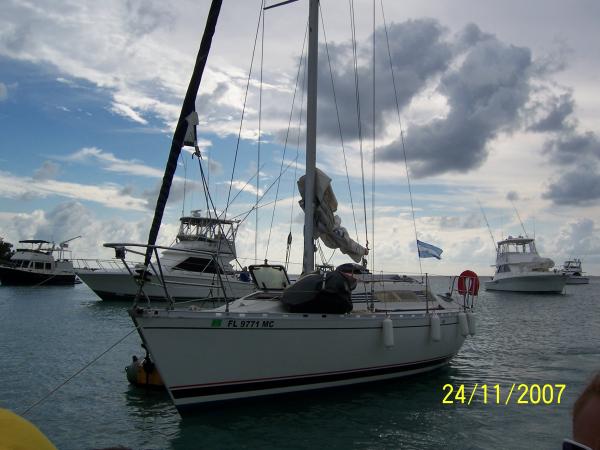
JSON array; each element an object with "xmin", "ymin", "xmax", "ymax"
[{"xmin": 442, "ymin": 383, "xmax": 566, "ymax": 405}]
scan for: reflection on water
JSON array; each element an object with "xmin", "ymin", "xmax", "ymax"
[{"xmin": 0, "ymin": 279, "xmax": 599, "ymax": 449}]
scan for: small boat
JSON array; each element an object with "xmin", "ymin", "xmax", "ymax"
[
  {"xmin": 75, "ymin": 212, "xmax": 255, "ymax": 302},
  {"xmin": 485, "ymin": 236, "xmax": 567, "ymax": 293},
  {"xmin": 560, "ymin": 258, "xmax": 589, "ymax": 285},
  {"xmin": 0, "ymin": 237, "xmax": 80, "ymax": 286}
]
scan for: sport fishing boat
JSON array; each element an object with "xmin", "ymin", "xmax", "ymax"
[
  {"xmin": 485, "ymin": 236, "xmax": 567, "ymax": 293},
  {"xmin": 127, "ymin": 0, "xmax": 478, "ymax": 410},
  {"xmin": 560, "ymin": 258, "xmax": 589, "ymax": 285},
  {"xmin": 0, "ymin": 237, "xmax": 80, "ymax": 286},
  {"xmin": 75, "ymin": 212, "xmax": 255, "ymax": 302}
]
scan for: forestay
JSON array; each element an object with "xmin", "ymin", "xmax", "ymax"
[{"xmin": 298, "ymin": 168, "xmax": 368, "ymax": 263}]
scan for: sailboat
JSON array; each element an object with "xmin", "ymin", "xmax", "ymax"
[{"xmin": 127, "ymin": 0, "xmax": 478, "ymax": 410}]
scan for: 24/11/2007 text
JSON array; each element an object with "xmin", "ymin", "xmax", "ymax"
[{"xmin": 442, "ymin": 384, "xmax": 566, "ymax": 405}]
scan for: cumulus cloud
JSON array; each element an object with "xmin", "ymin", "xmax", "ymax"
[
  {"xmin": 528, "ymin": 92, "xmax": 575, "ymax": 133},
  {"xmin": 0, "ymin": 169, "xmax": 148, "ymax": 211},
  {"xmin": 62, "ymin": 147, "xmax": 164, "ymax": 178},
  {"xmin": 0, "ymin": 201, "xmax": 152, "ymax": 259},
  {"xmin": 542, "ymin": 162, "xmax": 600, "ymax": 205},
  {"xmin": 33, "ymin": 161, "xmax": 61, "ymax": 180},
  {"xmin": 555, "ymin": 218, "xmax": 600, "ymax": 258},
  {"xmin": 315, "ymin": 19, "xmax": 453, "ymax": 144},
  {"xmin": 380, "ymin": 29, "xmax": 532, "ymax": 177}
]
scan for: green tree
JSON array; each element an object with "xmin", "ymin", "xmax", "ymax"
[{"xmin": 0, "ymin": 239, "xmax": 15, "ymax": 261}]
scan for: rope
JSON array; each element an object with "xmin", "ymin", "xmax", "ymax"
[
  {"xmin": 319, "ymin": 3, "xmax": 360, "ymax": 242},
  {"xmin": 380, "ymin": 0, "xmax": 422, "ymax": 275},
  {"xmin": 349, "ymin": 0, "xmax": 370, "ymax": 253},
  {"xmin": 21, "ymin": 327, "xmax": 138, "ymax": 416}
]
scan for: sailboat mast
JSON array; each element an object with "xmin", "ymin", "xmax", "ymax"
[{"xmin": 302, "ymin": 0, "xmax": 319, "ymax": 274}]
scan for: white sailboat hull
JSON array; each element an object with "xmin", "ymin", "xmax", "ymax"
[
  {"xmin": 131, "ymin": 308, "xmax": 467, "ymax": 409},
  {"xmin": 484, "ymin": 273, "xmax": 566, "ymax": 293},
  {"xmin": 77, "ymin": 269, "xmax": 254, "ymax": 302}
]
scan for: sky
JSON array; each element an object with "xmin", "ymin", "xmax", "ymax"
[{"xmin": 1, "ymin": 0, "xmax": 600, "ymax": 277}]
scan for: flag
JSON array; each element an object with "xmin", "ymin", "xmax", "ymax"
[{"xmin": 417, "ymin": 240, "xmax": 443, "ymax": 260}]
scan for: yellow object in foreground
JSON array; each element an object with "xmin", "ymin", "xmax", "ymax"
[{"xmin": 0, "ymin": 408, "xmax": 57, "ymax": 450}]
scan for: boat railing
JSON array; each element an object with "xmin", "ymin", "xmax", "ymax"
[
  {"xmin": 446, "ymin": 272, "xmax": 479, "ymax": 310},
  {"xmin": 71, "ymin": 258, "xmax": 138, "ymax": 272}
]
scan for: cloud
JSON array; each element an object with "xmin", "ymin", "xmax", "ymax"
[
  {"xmin": 0, "ymin": 169, "xmax": 148, "ymax": 211},
  {"xmin": 33, "ymin": 161, "xmax": 61, "ymax": 180},
  {"xmin": 0, "ymin": 201, "xmax": 153, "ymax": 259},
  {"xmin": 380, "ymin": 29, "xmax": 532, "ymax": 177},
  {"xmin": 543, "ymin": 130, "xmax": 600, "ymax": 165},
  {"xmin": 110, "ymin": 102, "xmax": 148, "ymax": 124},
  {"xmin": 314, "ymin": 19, "xmax": 453, "ymax": 144},
  {"xmin": 506, "ymin": 191, "xmax": 519, "ymax": 201},
  {"xmin": 423, "ymin": 213, "xmax": 482, "ymax": 229},
  {"xmin": 555, "ymin": 218, "xmax": 600, "ymax": 258},
  {"xmin": 0, "ymin": 82, "xmax": 7, "ymax": 100},
  {"xmin": 542, "ymin": 162, "xmax": 600, "ymax": 205},
  {"xmin": 528, "ymin": 92, "xmax": 575, "ymax": 133},
  {"xmin": 63, "ymin": 147, "xmax": 164, "ymax": 178}
]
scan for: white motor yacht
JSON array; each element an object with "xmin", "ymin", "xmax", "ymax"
[
  {"xmin": 485, "ymin": 236, "xmax": 567, "ymax": 293},
  {"xmin": 0, "ymin": 237, "xmax": 80, "ymax": 286},
  {"xmin": 560, "ymin": 259, "xmax": 589, "ymax": 285},
  {"xmin": 75, "ymin": 213, "xmax": 255, "ymax": 302}
]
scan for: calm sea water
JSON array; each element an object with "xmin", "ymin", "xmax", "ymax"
[{"xmin": 1, "ymin": 278, "xmax": 599, "ymax": 450}]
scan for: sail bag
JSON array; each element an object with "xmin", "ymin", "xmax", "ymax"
[{"xmin": 298, "ymin": 168, "xmax": 368, "ymax": 262}]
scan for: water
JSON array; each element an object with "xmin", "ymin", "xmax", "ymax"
[{"xmin": 1, "ymin": 279, "xmax": 599, "ymax": 449}]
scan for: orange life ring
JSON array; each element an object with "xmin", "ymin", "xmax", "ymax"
[{"xmin": 457, "ymin": 270, "xmax": 479, "ymax": 296}]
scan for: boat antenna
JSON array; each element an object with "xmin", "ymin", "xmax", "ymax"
[
  {"xmin": 510, "ymin": 200, "xmax": 529, "ymax": 238},
  {"xmin": 477, "ymin": 200, "xmax": 497, "ymax": 251},
  {"xmin": 143, "ymin": 0, "xmax": 223, "ymax": 268}
]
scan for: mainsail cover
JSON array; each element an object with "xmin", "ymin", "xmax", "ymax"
[{"xmin": 298, "ymin": 168, "xmax": 368, "ymax": 263}]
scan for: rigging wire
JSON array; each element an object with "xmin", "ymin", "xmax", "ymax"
[
  {"xmin": 264, "ymin": 22, "xmax": 308, "ymax": 261},
  {"xmin": 256, "ymin": 6, "xmax": 266, "ymax": 263},
  {"xmin": 287, "ymin": 37, "xmax": 309, "ymax": 270},
  {"xmin": 319, "ymin": 2, "xmax": 360, "ymax": 243},
  {"xmin": 194, "ymin": 151, "xmax": 244, "ymax": 274},
  {"xmin": 380, "ymin": 0, "xmax": 422, "ymax": 275},
  {"xmin": 224, "ymin": 0, "xmax": 265, "ymax": 221},
  {"xmin": 371, "ymin": 0, "xmax": 376, "ymax": 274},
  {"xmin": 349, "ymin": 0, "xmax": 370, "ymax": 256},
  {"xmin": 180, "ymin": 152, "xmax": 188, "ymax": 217}
]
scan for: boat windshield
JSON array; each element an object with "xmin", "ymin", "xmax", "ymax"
[
  {"xmin": 249, "ymin": 265, "xmax": 290, "ymax": 291},
  {"xmin": 499, "ymin": 240, "xmax": 536, "ymax": 254}
]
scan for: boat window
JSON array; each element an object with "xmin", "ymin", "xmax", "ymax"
[
  {"xmin": 498, "ymin": 265, "xmax": 511, "ymax": 273},
  {"xmin": 35, "ymin": 262, "xmax": 44, "ymax": 270},
  {"xmin": 172, "ymin": 257, "xmax": 222, "ymax": 274},
  {"xmin": 45, "ymin": 263, "xmax": 52, "ymax": 270}
]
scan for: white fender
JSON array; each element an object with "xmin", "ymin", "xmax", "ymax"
[
  {"xmin": 430, "ymin": 314, "xmax": 441, "ymax": 342},
  {"xmin": 382, "ymin": 317, "xmax": 394, "ymax": 348},
  {"xmin": 467, "ymin": 311, "xmax": 476, "ymax": 336},
  {"xmin": 458, "ymin": 312, "xmax": 469, "ymax": 337}
]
